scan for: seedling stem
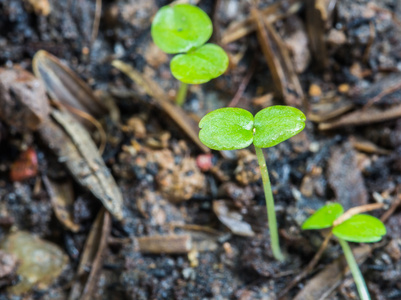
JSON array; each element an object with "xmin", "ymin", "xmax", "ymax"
[
  {"xmin": 255, "ymin": 146, "xmax": 285, "ymax": 261},
  {"xmin": 199, "ymin": 106, "xmax": 306, "ymax": 262},
  {"xmin": 338, "ymin": 238, "xmax": 370, "ymax": 300},
  {"xmin": 176, "ymin": 82, "xmax": 188, "ymax": 106}
]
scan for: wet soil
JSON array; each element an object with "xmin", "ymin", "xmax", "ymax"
[{"xmin": 1, "ymin": 0, "xmax": 401, "ymax": 299}]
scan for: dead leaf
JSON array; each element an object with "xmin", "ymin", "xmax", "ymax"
[
  {"xmin": 33, "ymin": 50, "xmax": 108, "ymax": 118},
  {"xmin": 0, "ymin": 67, "xmax": 50, "ymax": 131},
  {"xmin": 38, "ymin": 109, "xmax": 124, "ymax": 220},
  {"xmin": 213, "ymin": 200, "xmax": 255, "ymax": 237},
  {"xmin": 43, "ymin": 176, "xmax": 80, "ymax": 232}
]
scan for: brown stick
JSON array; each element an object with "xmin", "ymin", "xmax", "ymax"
[
  {"xmin": 363, "ymin": 80, "xmax": 401, "ymax": 110},
  {"xmin": 81, "ymin": 210, "xmax": 111, "ymax": 300},
  {"xmin": 91, "ymin": 0, "xmax": 102, "ymax": 45},
  {"xmin": 228, "ymin": 61, "xmax": 255, "ymax": 107},
  {"xmin": 333, "ymin": 203, "xmax": 385, "ymax": 227},
  {"xmin": 380, "ymin": 194, "xmax": 401, "ymax": 223},
  {"xmin": 137, "ymin": 235, "xmax": 192, "ymax": 254},
  {"xmin": 221, "ymin": 0, "xmax": 302, "ymax": 45},
  {"xmin": 319, "ymin": 104, "xmax": 401, "ymax": 130}
]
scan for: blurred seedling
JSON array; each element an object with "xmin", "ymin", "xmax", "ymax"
[
  {"xmin": 151, "ymin": 4, "xmax": 229, "ymax": 106},
  {"xmin": 302, "ymin": 203, "xmax": 386, "ymax": 300},
  {"xmin": 199, "ymin": 106, "xmax": 306, "ymax": 261}
]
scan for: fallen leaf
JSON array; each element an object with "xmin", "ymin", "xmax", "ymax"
[
  {"xmin": 38, "ymin": 109, "xmax": 124, "ymax": 220},
  {"xmin": 213, "ymin": 200, "xmax": 255, "ymax": 237}
]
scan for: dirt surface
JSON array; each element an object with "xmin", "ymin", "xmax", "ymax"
[{"xmin": 1, "ymin": 0, "xmax": 401, "ymax": 299}]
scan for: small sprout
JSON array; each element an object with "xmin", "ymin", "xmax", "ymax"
[
  {"xmin": 170, "ymin": 44, "xmax": 229, "ymax": 85},
  {"xmin": 302, "ymin": 203, "xmax": 386, "ymax": 300},
  {"xmin": 302, "ymin": 203, "xmax": 386, "ymax": 242},
  {"xmin": 151, "ymin": 4, "xmax": 212, "ymax": 54},
  {"xmin": 199, "ymin": 105, "xmax": 306, "ymax": 261},
  {"xmin": 151, "ymin": 4, "xmax": 229, "ymax": 105}
]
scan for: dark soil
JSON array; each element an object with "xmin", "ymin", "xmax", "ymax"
[{"xmin": 0, "ymin": 0, "xmax": 401, "ymax": 299}]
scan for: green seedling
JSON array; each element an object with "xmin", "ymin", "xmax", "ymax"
[
  {"xmin": 199, "ymin": 105, "xmax": 306, "ymax": 261},
  {"xmin": 151, "ymin": 4, "xmax": 229, "ymax": 106},
  {"xmin": 302, "ymin": 203, "xmax": 386, "ymax": 300}
]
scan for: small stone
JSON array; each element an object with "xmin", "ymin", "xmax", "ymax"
[
  {"xmin": 0, "ymin": 250, "xmax": 17, "ymax": 278},
  {"xmin": 385, "ymin": 239, "xmax": 401, "ymax": 261},
  {"xmin": 327, "ymin": 29, "xmax": 347, "ymax": 46},
  {"xmin": 125, "ymin": 117, "xmax": 146, "ymax": 138},
  {"xmin": 300, "ymin": 175, "xmax": 313, "ymax": 198},
  {"xmin": 182, "ymin": 267, "xmax": 196, "ymax": 280},
  {"xmin": 1, "ymin": 231, "xmax": 68, "ymax": 295},
  {"xmin": 308, "ymin": 84, "xmax": 322, "ymax": 98},
  {"xmin": 196, "ymin": 153, "xmax": 214, "ymax": 172},
  {"xmin": 338, "ymin": 83, "xmax": 350, "ymax": 94}
]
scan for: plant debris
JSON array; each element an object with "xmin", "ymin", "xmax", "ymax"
[{"xmin": 1, "ymin": 0, "xmax": 401, "ymax": 298}]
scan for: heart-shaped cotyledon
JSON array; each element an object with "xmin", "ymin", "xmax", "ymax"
[{"xmin": 199, "ymin": 105, "xmax": 306, "ymax": 150}]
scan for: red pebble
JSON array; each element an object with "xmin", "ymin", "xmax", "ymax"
[
  {"xmin": 196, "ymin": 153, "xmax": 213, "ymax": 172},
  {"xmin": 10, "ymin": 148, "xmax": 38, "ymax": 182}
]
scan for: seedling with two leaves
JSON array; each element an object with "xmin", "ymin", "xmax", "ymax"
[
  {"xmin": 199, "ymin": 106, "xmax": 306, "ymax": 261},
  {"xmin": 302, "ymin": 203, "xmax": 386, "ymax": 300},
  {"xmin": 151, "ymin": 4, "xmax": 229, "ymax": 106}
]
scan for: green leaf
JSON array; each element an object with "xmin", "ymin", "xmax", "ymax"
[
  {"xmin": 199, "ymin": 108, "xmax": 254, "ymax": 150},
  {"xmin": 302, "ymin": 203, "xmax": 344, "ymax": 230},
  {"xmin": 253, "ymin": 106, "xmax": 306, "ymax": 148},
  {"xmin": 170, "ymin": 44, "xmax": 229, "ymax": 84},
  {"xmin": 333, "ymin": 214, "xmax": 386, "ymax": 243},
  {"xmin": 151, "ymin": 4, "xmax": 212, "ymax": 54}
]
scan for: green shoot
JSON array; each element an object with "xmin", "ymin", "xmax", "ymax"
[
  {"xmin": 338, "ymin": 238, "xmax": 371, "ymax": 300},
  {"xmin": 199, "ymin": 105, "xmax": 306, "ymax": 261},
  {"xmin": 176, "ymin": 82, "xmax": 188, "ymax": 107},
  {"xmin": 302, "ymin": 203, "xmax": 386, "ymax": 300},
  {"xmin": 151, "ymin": 4, "xmax": 229, "ymax": 105}
]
